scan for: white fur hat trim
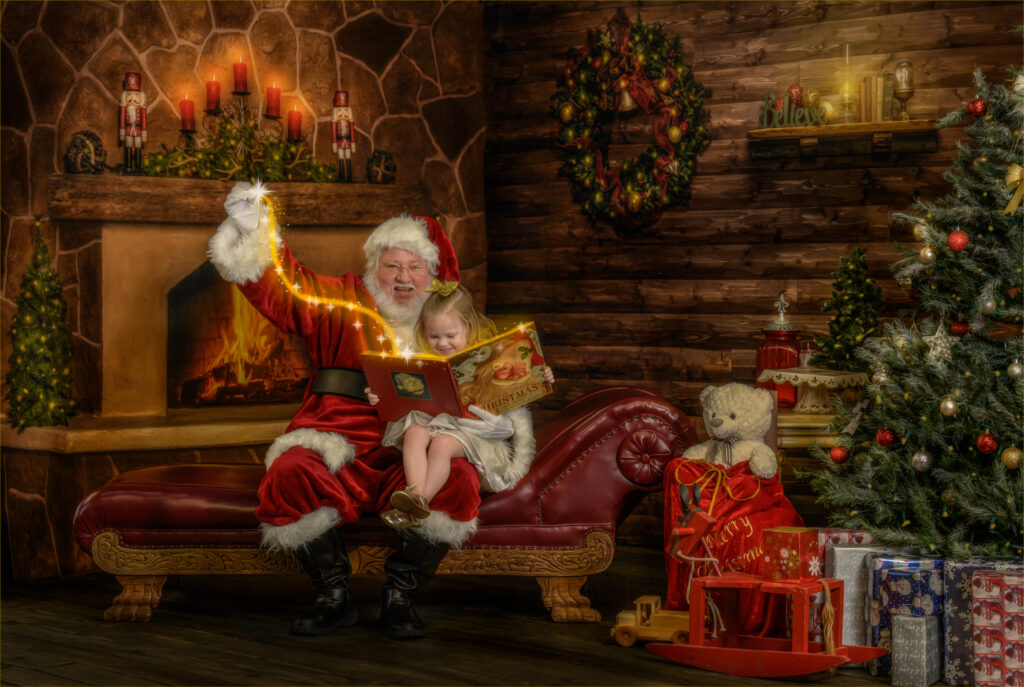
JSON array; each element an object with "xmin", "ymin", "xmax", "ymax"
[{"xmin": 362, "ymin": 215, "xmax": 439, "ymax": 272}]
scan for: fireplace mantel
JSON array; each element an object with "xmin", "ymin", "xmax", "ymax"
[{"xmin": 49, "ymin": 174, "xmax": 433, "ymax": 227}]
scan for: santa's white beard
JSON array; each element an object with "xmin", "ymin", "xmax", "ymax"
[{"xmin": 363, "ymin": 271, "xmax": 427, "ymax": 346}]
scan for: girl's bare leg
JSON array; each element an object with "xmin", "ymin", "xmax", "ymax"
[{"xmin": 421, "ymin": 434, "xmax": 464, "ymax": 502}]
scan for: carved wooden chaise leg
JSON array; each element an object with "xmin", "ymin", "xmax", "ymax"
[
  {"xmin": 536, "ymin": 575, "xmax": 601, "ymax": 623},
  {"xmin": 104, "ymin": 575, "xmax": 167, "ymax": 622}
]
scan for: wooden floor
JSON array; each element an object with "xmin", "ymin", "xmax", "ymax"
[{"xmin": 2, "ymin": 545, "xmax": 891, "ymax": 687}]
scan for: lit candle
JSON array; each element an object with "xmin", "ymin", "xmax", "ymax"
[
  {"xmin": 265, "ymin": 80, "xmax": 281, "ymax": 118},
  {"xmin": 179, "ymin": 92, "xmax": 195, "ymax": 131},
  {"xmin": 844, "ymin": 43, "xmax": 850, "ymax": 65},
  {"xmin": 233, "ymin": 57, "xmax": 248, "ymax": 94},
  {"xmin": 205, "ymin": 75, "xmax": 220, "ymax": 112},
  {"xmin": 287, "ymin": 105, "xmax": 302, "ymax": 141}
]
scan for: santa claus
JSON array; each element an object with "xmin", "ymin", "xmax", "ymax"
[{"xmin": 208, "ymin": 182, "xmax": 490, "ymax": 640}]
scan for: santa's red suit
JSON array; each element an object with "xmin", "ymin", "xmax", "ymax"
[{"xmin": 208, "ymin": 187, "xmax": 483, "ymax": 550}]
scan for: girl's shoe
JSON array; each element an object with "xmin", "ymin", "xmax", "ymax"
[
  {"xmin": 390, "ymin": 487, "xmax": 431, "ymax": 519},
  {"xmin": 380, "ymin": 508, "xmax": 422, "ymax": 531}
]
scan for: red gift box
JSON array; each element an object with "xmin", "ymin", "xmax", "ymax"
[
  {"xmin": 973, "ymin": 570, "xmax": 1024, "ymax": 686},
  {"xmin": 763, "ymin": 526, "xmax": 820, "ymax": 581}
]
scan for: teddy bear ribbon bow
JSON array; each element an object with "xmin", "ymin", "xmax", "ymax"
[{"xmin": 704, "ymin": 435, "xmax": 740, "ymax": 467}]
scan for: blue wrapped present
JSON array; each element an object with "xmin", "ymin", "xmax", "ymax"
[
  {"xmin": 865, "ymin": 552, "xmax": 945, "ymax": 677},
  {"xmin": 943, "ymin": 558, "xmax": 1023, "ymax": 686}
]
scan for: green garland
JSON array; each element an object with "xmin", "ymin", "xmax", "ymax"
[
  {"xmin": 550, "ymin": 9, "xmax": 711, "ymax": 233},
  {"xmin": 140, "ymin": 99, "xmax": 335, "ymax": 182}
]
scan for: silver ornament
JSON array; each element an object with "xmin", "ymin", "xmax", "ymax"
[
  {"xmin": 919, "ymin": 246, "xmax": 937, "ymax": 264},
  {"xmin": 1009, "ymin": 359, "xmax": 1024, "ymax": 380},
  {"xmin": 940, "ymin": 396, "xmax": 958, "ymax": 416},
  {"xmin": 981, "ymin": 298, "xmax": 997, "ymax": 314},
  {"xmin": 912, "ymin": 450, "xmax": 933, "ymax": 471}
]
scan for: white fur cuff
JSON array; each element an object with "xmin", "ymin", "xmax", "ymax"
[
  {"xmin": 418, "ymin": 511, "xmax": 478, "ymax": 548},
  {"xmin": 260, "ymin": 506, "xmax": 340, "ymax": 550},
  {"xmin": 208, "ymin": 214, "xmax": 274, "ymax": 284},
  {"xmin": 265, "ymin": 428, "xmax": 356, "ymax": 474}
]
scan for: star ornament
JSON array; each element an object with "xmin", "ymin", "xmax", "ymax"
[{"xmin": 924, "ymin": 323, "xmax": 957, "ymax": 363}]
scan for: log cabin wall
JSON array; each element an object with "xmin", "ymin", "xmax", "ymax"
[{"xmin": 481, "ymin": 1, "xmax": 1020, "ymax": 524}]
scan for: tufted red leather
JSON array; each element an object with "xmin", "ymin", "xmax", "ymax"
[{"xmin": 73, "ymin": 387, "xmax": 696, "ymax": 554}]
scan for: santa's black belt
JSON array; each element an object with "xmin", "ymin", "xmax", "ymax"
[{"xmin": 310, "ymin": 367, "xmax": 368, "ymax": 400}]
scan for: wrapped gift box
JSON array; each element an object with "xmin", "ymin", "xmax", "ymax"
[
  {"xmin": 973, "ymin": 570, "xmax": 1024, "ymax": 687},
  {"xmin": 816, "ymin": 527, "xmax": 876, "ymax": 561},
  {"xmin": 946, "ymin": 559, "xmax": 1024, "ymax": 685},
  {"xmin": 825, "ymin": 543, "xmax": 898, "ymax": 651},
  {"xmin": 785, "ymin": 588, "xmax": 825, "ymax": 643},
  {"xmin": 893, "ymin": 614, "xmax": 942, "ymax": 687},
  {"xmin": 866, "ymin": 552, "xmax": 945, "ymax": 677},
  {"xmin": 763, "ymin": 526, "xmax": 820, "ymax": 581}
]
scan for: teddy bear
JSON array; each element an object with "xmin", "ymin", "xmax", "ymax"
[{"xmin": 682, "ymin": 382, "xmax": 778, "ymax": 479}]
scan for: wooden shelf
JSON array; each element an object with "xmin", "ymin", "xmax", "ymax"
[{"xmin": 747, "ymin": 119, "xmax": 937, "ymax": 160}]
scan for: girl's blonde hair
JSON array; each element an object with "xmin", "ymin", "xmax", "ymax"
[{"xmin": 415, "ymin": 284, "xmax": 496, "ymax": 353}]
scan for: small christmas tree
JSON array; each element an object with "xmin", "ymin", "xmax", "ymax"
[
  {"xmin": 805, "ymin": 67, "xmax": 1023, "ymax": 558},
  {"xmin": 813, "ymin": 247, "xmax": 886, "ymax": 371},
  {"xmin": 5, "ymin": 219, "xmax": 75, "ymax": 429}
]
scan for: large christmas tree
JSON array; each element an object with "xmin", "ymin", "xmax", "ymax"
[
  {"xmin": 807, "ymin": 67, "xmax": 1023, "ymax": 558},
  {"xmin": 5, "ymin": 219, "xmax": 75, "ymax": 429}
]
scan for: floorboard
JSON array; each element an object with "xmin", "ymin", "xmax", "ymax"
[{"xmin": 2, "ymin": 546, "xmax": 893, "ymax": 687}]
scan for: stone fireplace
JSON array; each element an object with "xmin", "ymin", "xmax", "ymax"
[{"xmin": 1, "ymin": 174, "xmax": 443, "ymax": 579}]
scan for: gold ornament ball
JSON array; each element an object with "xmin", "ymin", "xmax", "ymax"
[
  {"xmin": 920, "ymin": 246, "xmax": 937, "ymax": 264},
  {"xmin": 913, "ymin": 223, "xmax": 928, "ymax": 241},
  {"xmin": 627, "ymin": 192, "xmax": 643, "ymax": 213},
  {"xmin": 820, "ymin": 101, "xmax": 835, "ymax": 123},
  {"xmin": 804, "ymin": 87, "xmax": 820, "ymax": 108},
  {"xmin": 981, "ymin": 298, "xmax": 997, "ymax": 314},
  {"xmin": 911, "ymin": 450, "xmax": 933, "ymax": 471},
  {"xmin": 559, "ymin": 102, "xmax": 575, "ymax": 123},
  {"xmin": 940, "ymin": 396, "xmax": 958, "ymax": 416},
  {"xmin": 940, "ymin": 489, "xmax": 955, "ymax": 505},
  {"xmin": 1001, "ymin": 446, "xmax": 1022, "ymax": 470},
  {"xmin": 1008, "ymin": 360, "xmax": 1024, "ymax": 379},
  {"xmin": 667, "ymin": 126, "xmax": 683, "ymax": 143}
]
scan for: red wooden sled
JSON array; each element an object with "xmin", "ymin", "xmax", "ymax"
[{"xmin": 647, "ymin": 572, "xmax": 888, "ymax": 678}]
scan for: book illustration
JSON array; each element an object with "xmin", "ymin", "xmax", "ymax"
[{"xmin": 361, "ymin": 322, "xmax": 552, "ymax": 421}]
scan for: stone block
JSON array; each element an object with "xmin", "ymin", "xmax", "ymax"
[
  {"xmin": 434, "ymin": 2, "xmax": 482, "ymax": 94},
  {"xmin": 123, "ymin": 1, "xmax": 176, "ymax": 52},
  {"xmin": 211, "ymin": 0, "xmax": 254, "ymax": 30},
  {"xmin": 163, "ymin": 0, "xmax": 212, "ymax": 45},
  {"xmin": 2, "ymin": 1, "xmax": 42, "ymax": 46},
  {"xmin": 29, "ymin": 126, "xmax": 56, "ymax": 217},
  {"xmin": 449, "ymin": 214, "xmax": 487, "ymax": 269},
  {"xmin": 1, "ymin": 42, "xmax": 31, "ymax": 131},
  {"xmin": 404, "ymin": 27, "xmax": 438, "ymax": 83},
  {"xmin": 372, "ymin": 116, "xmax": 433, "ymax": 187},
  {"xmin": 379, "ymin": 2, "xmax": 440, "ymax": 26},
  {"xmin": 144, "ymin": 45, "xmax": 203, "ymax": 113},
  {"xmin": 382, "ymin": 55, "xmax": 421, "ymax": 115},
  {"xmin": 87, "ymin": 34, "xmax": 139, "ymax": 102},
  {"xmin": 335, "ymin": 12, "xmax": 410, "ymax": 76},
  {"xmin": 41, "ymin": 1, "xmax": 117, "ymax": 70},
  {"xmin": 458, "ymin": 131, "xmax": 486, "ymax": 213},
  {"xmin": 1, "ymin": 131, "xmax": 29, "ymax": 216},
  {"xmin": 251, "ymin": 11, "xmax": 296, "ymax": 91},
  {"xmin": 422, "ymin": 94, "xmax": 485, "ymax": 161},
  {"xmin": 287, "ymin": 1, "xmax": 346, "ymax": 30},
  {"xmin": 298, "ymin": 31, "xmax": 337, "ymax": 118},
  {"xmin": 3, "ymin": 486, "xmax": 60, "ymax": 580},
  {"xmin": 423, "ymin": 160, "xmax": 465, "ymax": 217}
]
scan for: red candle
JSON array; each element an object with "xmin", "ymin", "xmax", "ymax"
[
  {"xmin": 205, "ymin": 76, "xmax": 220, "ymax": 112},
  {"xmin": 287, "ymin": 106, "xmax": 302, "ymax": 141},
  {"xmin": 232, "ymin": 58, "xmax": 247, "ymax": 93},
  {"xmin": 265, "ymin": 81, "xmax": 281, "ymax": 118},
  {"xmin": 179, "ymin": 93, "xmax": 195, "ymax": 131}
]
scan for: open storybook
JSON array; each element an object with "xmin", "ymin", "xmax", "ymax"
[{"xmin": 361, "ymin": 322, "xmax": 552, "ymax": 422}]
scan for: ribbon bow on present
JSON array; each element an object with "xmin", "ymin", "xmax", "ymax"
[
  {"xmin": 425, "ymin": 279, "xmax": 459, "ymax": 296},
  {"xmin": 1002, "ymin": 163, "xmax": 1023, "ymax": 215}
]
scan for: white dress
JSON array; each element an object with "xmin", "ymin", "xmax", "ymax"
[{"xmin": 381, "ymin": 406, "xmax": 536, "ymax": 492}]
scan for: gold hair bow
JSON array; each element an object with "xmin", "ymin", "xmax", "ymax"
[{"xmin": 425, "ymin": 279, "xmax": 459, "ymax": 297}]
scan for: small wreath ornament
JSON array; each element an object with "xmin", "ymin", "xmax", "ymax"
[{"xmin": 550, "ymin": 9, "xmax": 711, "ymax": 233}]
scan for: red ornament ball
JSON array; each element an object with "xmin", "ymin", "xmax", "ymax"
[
  {"xmin": 829, "ymin": 446, "xmax": 850, "ymax": 463},
  {"xmin": 950, "ymin": 321, "xmax": 971, "ymax": 337},
  {"xmin": 947, "ymin": 230, "xmax": 969, "ymax": 252},
  {"xmin": 773, "ymin": 97, "xmax": 785, "ymax": 112},
  {"xmin": 977, "ymin": 431, "xmax": 999, "ymax": 455},
  {"xmin": 786, "ymin": 83, "xmax": 804, "ymax": 108},
  {"xmin": 876, "ymin": 427, "xmax": 896, "ymax": 447},
  {"xmin": 968, "ymin": 97, "xmax": 988, "ymax": 117}
]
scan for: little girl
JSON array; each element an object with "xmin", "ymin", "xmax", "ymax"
[{"xmin": 367, "ymin": 280, "xmax": 555, "ymax": 530}]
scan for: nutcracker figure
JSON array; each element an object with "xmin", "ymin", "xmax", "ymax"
[
  {"xmin": 118, "ymin": 72, "xmax": 147, "ymax": 174},
  {"xmin": 332, "ymin": 90, "xmax": 355, "ymax": 182}
]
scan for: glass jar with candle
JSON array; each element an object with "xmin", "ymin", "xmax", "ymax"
[
  {"xmin": 755, "ymin": 293, "xmax": 801, "ymax": 408},
  {"xmin": 893, "ymin": 60, "xmax": 914, "ymax": 120}
]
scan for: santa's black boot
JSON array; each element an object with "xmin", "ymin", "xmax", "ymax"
[
  {"xmin": 289, "ymin": 527, "xmax": 357, "ymax": 636},
  {"xmin": 379, "ymin": 530, "xmax": 449, "ymax": 640}
]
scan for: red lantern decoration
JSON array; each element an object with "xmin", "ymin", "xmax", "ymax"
[
  {"xmin": 786, "ymin": 83, "xmax": 804, "ymax": 108},
  {"xmin": 950, "ymin": 321, "xmax": 971, "ymax": 337},
  {"xmin": 756, "ymin": 293, "xmax": 800, "ymax": 408},
  {"xmin": 968, "ymin": 97, "xmax": 988, "ymax": 118},
  {"xmin": 829, "ymin": 446, "xmax": 850, "ymax": 464},
  {"xmin": 947, "ymin": 230, "xmax": 969, "ymax": 252},
  {"xmin": 977, "ymin": 432, "xmax": 999, "ymax": 455},
  {"xmin": 876, "ymin": 427, "xmax": 896, "ymax": 447}
]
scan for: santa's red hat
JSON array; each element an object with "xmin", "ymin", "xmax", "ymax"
[{"xmin": 362, "ymin": 214, "xmax": 459, "ymax": 282}]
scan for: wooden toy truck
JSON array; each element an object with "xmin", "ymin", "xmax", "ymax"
[{"xmin": 611, "ymin": 595, "xmax": 690, "ymax": 647}]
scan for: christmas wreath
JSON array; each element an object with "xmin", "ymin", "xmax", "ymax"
[{"xmin": 550, "ymin": 9, "xmax": 711, "ymax": 233}]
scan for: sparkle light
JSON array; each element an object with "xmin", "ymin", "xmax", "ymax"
[{"xmin": 261, "ymin": 193, "xmax": 397, "ymax": 349}]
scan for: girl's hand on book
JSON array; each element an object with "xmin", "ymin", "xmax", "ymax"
[
  {"xmin": 364, "ymin": 387, "xmax": 379, "ymax": 406},
  {"xmin": 543, "ymin": 366, "xmax": 555, "ymax": 384}
]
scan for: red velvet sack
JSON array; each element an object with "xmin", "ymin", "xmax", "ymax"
[{"xmin": 663, "ymin": 457, "xmax": 803, "ymax": 634}]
